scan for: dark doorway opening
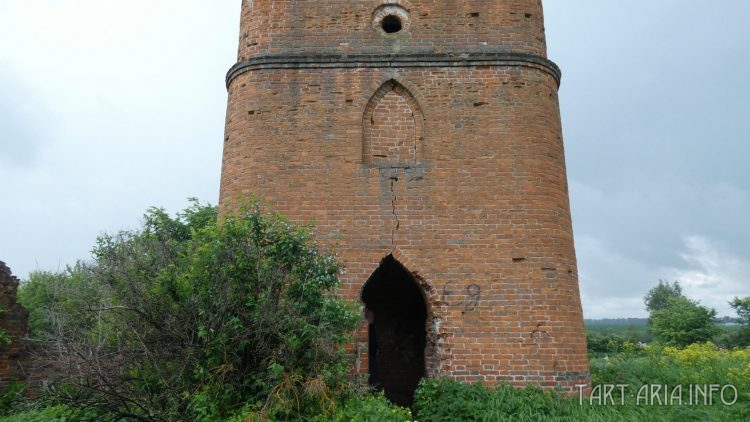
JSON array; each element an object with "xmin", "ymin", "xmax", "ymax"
[{"xmin": 361, "ymin": 255, "xmax": 427, "ymax": 407}]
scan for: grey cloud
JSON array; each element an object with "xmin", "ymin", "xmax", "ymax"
[
  {"xmin": 1, "ymin": 2, "xmax": 748, "ymax": 321},
  {"xmin": 0, "ymin": 64, "xmax": 51, "ymax": 166},
  {"xmin": 545, "ymin": 1, "xmax": 750, "ymax": 317}
]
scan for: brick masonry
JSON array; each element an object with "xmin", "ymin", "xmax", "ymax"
[
  {"xmin": 219, "ymin": 0, "xmax": 590, "ymax": 393},
  {"xmin": 0, "ymin": 262, "xmax": 28, "ymax": 392}
]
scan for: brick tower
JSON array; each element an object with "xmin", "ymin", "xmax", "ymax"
[{"xmin": 219, "ymin": 0, "xmax": 589, "ymax": 405}]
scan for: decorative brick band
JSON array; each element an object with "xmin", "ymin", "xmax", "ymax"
[{"xmin": 226, "ymin": 52, "xmax": 562, "ymax": 89}]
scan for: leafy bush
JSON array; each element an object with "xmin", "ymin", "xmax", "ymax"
[
  {"xmin": 730, "ymin": 297, "xmax": 750, "ymax": 324},
  {"xmin": 586, "ymin": 332, "xmax": 641, "ymax": 356},
  {"xmin": 19, "ymin": 265, "xmax": 108, "ymax": 341},
  {"xmin": 650, "ymin": 296, "xmax": 719, "ymax": 347},
  {"xmin": 645, "ymin": 280, "xmax": 683, "ymax": 314},
  {"xmin": 643, "ymin": 280, "xmax": 719, "ymax": 347},
  {"xmin": 17, "ymin": 200, "xmax": 360, "ymax": 420},
  {"xmin": 727, "ymin": 296, "xmax": 750, "ymax": 347}
]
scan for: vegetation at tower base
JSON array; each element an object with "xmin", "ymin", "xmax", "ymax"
[
  {"xmin": 10, "ymin": 200, "xmax": 362, "ymax": 420},
  {"xmin": 412, "ymin": 352, "xmax": 750, "ymax": 422},
  {"xmin": 3, "ymin": 200, "xmax": 750, "ymax": 421}
]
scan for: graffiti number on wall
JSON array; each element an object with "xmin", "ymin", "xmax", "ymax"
[
  {"xmin": 442, "ymin": 281, "xmax": 481, "ymax": 312},
  {"xmin": 464, "ymin": 284, "xmax": 481, "ymax": 312}
]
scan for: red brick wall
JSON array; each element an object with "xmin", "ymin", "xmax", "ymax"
[
  {"xmin": 0, "ymin": 262, "xmax": 28, "ymax": 392},
  {"xmin": 235, "ymin": 0, "xmax": 548, "ymax": 61},
  {"xmin": 219, "ymin": 0, "xmax": 589, "ymax": 391}
]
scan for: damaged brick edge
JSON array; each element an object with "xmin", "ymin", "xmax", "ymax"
[{"xmin": 0, "ymin": 261, "xmax": 30, "ymax": 392}]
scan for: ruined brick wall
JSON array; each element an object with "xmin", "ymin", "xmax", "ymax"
[
  {"xmin": 219, "ymin": 0, "xmax": 589, "ymax": 393},
  {"xmin": 0, "ymin": 262, "xmax": 28, "ymax": 391}
]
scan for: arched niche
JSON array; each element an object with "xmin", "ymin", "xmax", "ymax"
[{"xmin": 362, "ymin": 80, "xmax": 425, "ymax": 167}]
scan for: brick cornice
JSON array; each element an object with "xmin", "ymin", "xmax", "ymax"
[{"xmin": 226, "ymin": 52, "xmax": 561, "ymax": 89}]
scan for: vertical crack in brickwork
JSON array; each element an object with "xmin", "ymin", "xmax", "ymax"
[
  {"xmin": 390, "ymin": 176, "xmax": 400, "ymax": 245},
  {"xmin": 411, "ymin": 109, "xmax": 417, "ymax": 164},
  {"xmin": 222, "ymin": 0, "xmax": 591, "ymax": 392}
]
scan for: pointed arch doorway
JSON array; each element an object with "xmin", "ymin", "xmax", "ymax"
[{"xmin": 361, "ymin": 255, "xmax": 427, "ymax": 407}]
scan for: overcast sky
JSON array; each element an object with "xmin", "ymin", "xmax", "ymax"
[{"xmin": 1, "ymin": 1, "xmax": 748, "ymax": 319}]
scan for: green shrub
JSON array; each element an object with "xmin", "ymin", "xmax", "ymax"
[
  {"xmin": 16, "ymin": 199, "xmax": 360, "ymax": 421},
  {"xmin": 19, "ymin": 265, "xmax": 108, "ymax": 342},
  {"xmin": 727, "ymin": 296, "xmax": 750, "ymax": 347},
  {"xmin": 650, "ymin": 296, "xmax": 719, "ymax": 347},
  {"xmin": 587, "ymin": 332, "xmax": 643, "ymax": 356}
]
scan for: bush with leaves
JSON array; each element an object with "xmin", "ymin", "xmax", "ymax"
[
  {"xmin": 19, "ymin": 265, "xmax": 107, "ymax": 340},
  {"xmin": 19, "ymin": 200, "xmax": 360, "ymax": 420},
  {"xmin": 650, "ymin": 296, "xmax": 718, "ymax": 347},
  {"xmin": 644, "ymin": 279, "xmax": 683, "ymax": 314},
  {"xmin": 586, "ymin": 332, "xmax": 642, "ymax": 356},
  {"xmin": 643, "ymin": 280, "xmax": 719, "ymax": 347}
]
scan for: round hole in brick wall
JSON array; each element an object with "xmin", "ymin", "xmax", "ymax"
[
  {"xmin": 372, "ymin": 5, "xmax": 410, "ymax": 35},
  {"xmin": 381, "ymin": 15, "xmax": 402, "ymax": 33}
]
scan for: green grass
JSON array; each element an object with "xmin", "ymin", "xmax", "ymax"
[{"xmin": 3, "ymin": 344, "xmax": 748, "ymax": 421}]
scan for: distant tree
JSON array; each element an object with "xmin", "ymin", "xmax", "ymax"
[
  {"xmin": 650, "ymin": 296, "xmax": 718, "ymax": 347},
  {"xmin": 19, "ymin": 264, "xmax": 101, "ymax": 340},
  {"xmin": 730, "ymin": 297, "xmax": 750, "ymax": 325},
  {"xmin": 644, "ymin": 280, "xmax": 683, "ymax": 314},
  {"xmin": 728, "ymin": 296, "xmax": 750, "ymax": 346}
]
